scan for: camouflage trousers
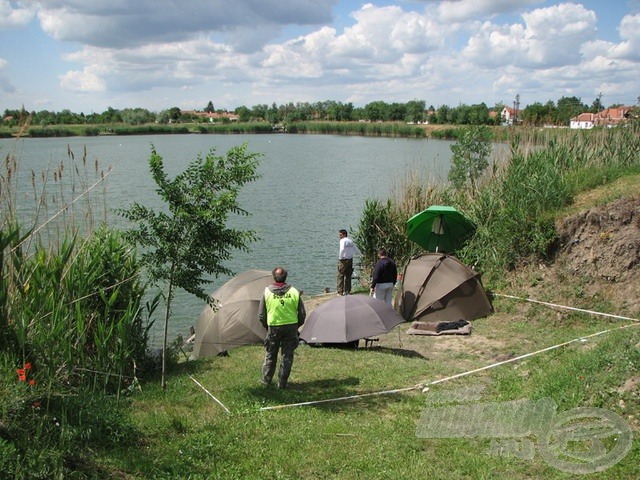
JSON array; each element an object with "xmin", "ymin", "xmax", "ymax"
[{"xmin": 262, "ymin": 323, "xmax": 299, "ymax": 388}]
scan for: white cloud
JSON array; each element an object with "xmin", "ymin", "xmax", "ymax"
[
  {"xmin": 463, "ymin": 3, "xmax": 597, "ymax": 68},
  {"xmin": 261, "ymin": 4, "xmax": 444, "ymax": 84},
  {"xmin": 59, "ymin": 37, "xmax": 254, "ymax": 94},
  {"xmin": 32, "ymin": 0, "xmax": 337, "ymax": 51},
  {"xmin": 608, "ymin": 13, "xmax": 640, "ymax": 61},
  {"xmin": 2, "ymin": 1, "xmax": 639, "ymax": 112},
  {"xmin": 0, "ymin": 0, "xmax": 36, "ymax": 28},
  {"xmin": 437, "ymin": 0, "xmax": 543, "ymax": 23},
  {"xmin": 59, "ymin": 68, "xmax": 105, "ymax": 93}
]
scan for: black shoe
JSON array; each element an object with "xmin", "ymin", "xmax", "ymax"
[{"xmin": 277, "ymin": 382, "xmax": 287, "ymax": 389}]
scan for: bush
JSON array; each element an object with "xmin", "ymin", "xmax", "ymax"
[
  {"xmin": 1, "ymin": 225, "xmax": 154, "ymax": 391},
  {"xmin": 354, "ymin": 198, "xmax": 417, "ymax": 276},
  {"xmin": 0, "ymin": 354, "xmax": 140, "ymax": 479}
]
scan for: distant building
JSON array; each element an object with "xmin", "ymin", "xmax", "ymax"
[
  {"xmin": 570, "ymin": 112, "xmax": 597, "ymax": 129},
  {"xmin": 501, "ymin": 107, "xmax": 518, "ymax": 125},
  {"xmin": 181, "ymin": 110, "xmax": 239, "ymax": 122},
  {"xmin": 570, "ymin": 106, "xmax": 632, "ymax": 129}
]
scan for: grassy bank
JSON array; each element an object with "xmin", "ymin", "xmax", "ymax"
[
  {"xmin": 1, "ymin": 120, "xmax": 607, "ymax": 142},
  {"xmin": 0, "ymin": 122, "xmax": 275, "ymax": 138},
  {"xmin": 96, "ymin": 169, "xmax": 639, "ymax": 479},
  {"xmin": 100, "ymin": 287, "xmax": 639, "ymax": 479}
]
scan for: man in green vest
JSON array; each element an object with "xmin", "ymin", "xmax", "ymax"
[{"xmin": 259, "ymin": 266, "xmax": 306, "ymax": 389}]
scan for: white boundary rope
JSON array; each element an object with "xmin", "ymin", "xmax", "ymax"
[
  {"xmin": 259, "ymin": 385, "xmax": 422, "ymax": 411},
  {"xmin": 259, "ymin": 320, "xmax": 640, "ymax": 412},
  {"xmin": 493, "ymin": 293, "xmax": 640, "ymax": 322},
  {"xmin": 189, "ymin": 374, "xmax": 230, "ymax": 413},
  {"xmin": 421, "ymin": 322, "xmax": 638, "ymax": 388}
]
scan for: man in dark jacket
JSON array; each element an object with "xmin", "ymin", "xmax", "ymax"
[
  {"xmin": 370, "ymin": 248, "xmax": 397, "ymax": 305},
  {"xmin": 259, "ymin": 266, "xmax": 306, "ymax": 389}
]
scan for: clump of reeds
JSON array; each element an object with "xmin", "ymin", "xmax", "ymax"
[
  {"xmin": 355, "ymin": 123, "xmax": 640, "ymax": 285},
  {"xmin": 1, "ymin": 135, "xmax": 155, "ymax": 475},
  {"xmin": 288, "ymin": 121, "xmax": 427, "ymax": 138}
]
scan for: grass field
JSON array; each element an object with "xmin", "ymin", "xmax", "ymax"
[
  {"xmin": 109, "ymin": 300, "xmax": 638, "ymax": 479},
  {"xmin": 87, "ymin": 174, "xmax": 640, "ymax": 479}
]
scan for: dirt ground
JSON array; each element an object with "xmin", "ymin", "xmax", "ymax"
[
  {"xmin": 302, "ymin": 193, "xmax": 640, "ymax": 360},
  {"xmin": 553, "ymin": 195, "xmax": 640, "ymax": 313}
]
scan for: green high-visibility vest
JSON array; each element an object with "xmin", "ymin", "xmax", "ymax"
[{"xmin": 264, "ymin": 287, "xmax": 300, "ymax": 326}]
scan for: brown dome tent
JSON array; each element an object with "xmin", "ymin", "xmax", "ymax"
[
  {"xmin": 191, "ymin": 269, "xmax": 272, "ymax": 359},
  {"xmin": 394, "ymin": 253, "xmax": 492, "ymax": 326}
]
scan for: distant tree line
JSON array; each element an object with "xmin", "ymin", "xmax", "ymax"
[{"xmin": 2, "ymin": 94, "xmax": 634, "ymax": 128}]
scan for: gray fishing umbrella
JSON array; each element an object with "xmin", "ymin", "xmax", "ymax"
[
  {"xmin": 299, "ymin": 294, "xmax": 405, "ymax": 344},
  {"xmin": 191, "ymin": 269, "xmax": 272, "ymax": 358}
]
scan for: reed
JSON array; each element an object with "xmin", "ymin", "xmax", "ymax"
[
  {"xmin": 15, "ymin": 122, "xmax": 275, "ymax": 137},
  {"xmin": 1, "ymin": 136, "xmax": 154, "ymax": 476},
  {"xmin": 288, "ymin": 121, "xmax": 428, "ymax": 137},
  {"xmin": 357, "ymin": 124, "xmax": 640, "ymax": 286}
]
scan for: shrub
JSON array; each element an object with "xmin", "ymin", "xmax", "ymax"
[{"xmin": 448, "ymin": 125, "xmax": 492, "ymax": 191}]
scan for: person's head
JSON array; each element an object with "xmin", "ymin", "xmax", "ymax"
[
  {"xmin": 378, "ymin": 247, "xmax": 388, "ymax": 258},
  {"xmin": 272, "ymin": 266, "xmax": 288, "ymax": 283},
  {"xmin": 339, "ymin": 229, "xmax": 348, "ymax": 239}
]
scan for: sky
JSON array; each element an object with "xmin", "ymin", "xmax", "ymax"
[{"xmin": 1, "ymin": 0, "xmax": 639, "ymax": 114}]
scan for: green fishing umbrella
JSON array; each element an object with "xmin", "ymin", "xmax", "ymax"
[{"xmin": 406, "ymin": 205, "xmax": 475, "ymax": 253}]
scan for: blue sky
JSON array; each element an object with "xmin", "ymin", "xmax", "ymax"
[{"xmin": 1, "ymin": 0, "xmax": 638, "ymax": 114}]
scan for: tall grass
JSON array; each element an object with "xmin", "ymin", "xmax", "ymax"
[
  {"xmin": 19, "ymin": 122, "xmax": 275, "ymax": 137},
  {"xmin": 355, "ymin": 124, "xmax": 640, "ymax": 285},
  {"xmin": 1, "ymin": 136, "xmax": 155, "ymax": 477},
  {"xmin": 288, "ymin": 121, "xmax": 428, "ymax": 137}
]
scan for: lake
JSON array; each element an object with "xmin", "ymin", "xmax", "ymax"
[{"xmin": 1, "ymin": 133, "xmax": 454, "ymax": 344}]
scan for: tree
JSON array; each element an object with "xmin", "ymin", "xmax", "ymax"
[
  {"xmin": 388, "ymin": 102, "xmax": 407, "ymax": 121},
  {"xmin": 435, "ymin": 105, "xmax": 451, "ymax": 124},
  {"xmin": 167, "ymin": 107, "xmax": 182, "ymax": 122},
  {"xmin": 251, "ymin": 104, "xmax": 268, "ymax": 121},
  {"xmin": 234, "ymin": 105, "xmax": 252, "ymax": 122},
  {"xmin": 364, "ymin": 101, "xmax": 389, "ymax": 122},
  {"xmin": 120, "ymin": 107, "xmax": 155, "ymax": 125},
  {"xmin": 448, "ymin": 125, "xmax": 491, "ymax": 191},
  {"xmin": 555, "ymin": 96, "xmax": 586, "ymax": 125},
  {"xmin": 204, "ymin": 101, "xmax": 215, "ymax": 113},
  {"xmin": 521, "ymin": 101, "xmax": 555, "ymax": 126},
  {"xmin": 591, "ymin": 93, "xmax": 604, "ymax": 113},
  {"xmin": 267, "ymin": 103, "xmax": 280, "ymax": 124},
  {"xmin": 101, "ymin": 107, "xmax": 123, "ymax": 123},
  {"xmin": 118, "ymin": 144, "xmax": 262, "ymax": 388},
  {"xmin": 405, "ymin": 99, "xmax": 426, "ymax": 123}
]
